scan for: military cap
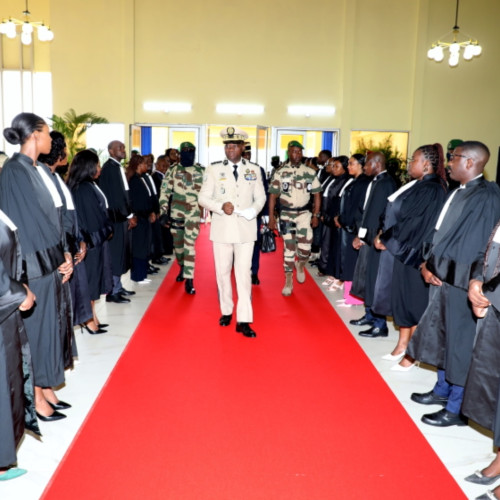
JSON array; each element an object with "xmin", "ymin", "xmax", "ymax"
[
  {"xmin": 220, "ymin": 126, "xmax": 248, "ymax": 143},
  {"xmin": 447, "ymin": 139, "xmax": 463, "ymax": 150},
  {"xmin": 244, "ymin": 141, "xmax": 251, "ymax": 152},
  {"xmin": 180, "ymin": 141, "xmax": 195, "ymax": 150},
  {"xmin": 288, "ymin": 140, "xmax": 304, "ymax": 149},
  {"xmin": 271, "ymin": 155, "xmax": 280, "ymax": 162}
]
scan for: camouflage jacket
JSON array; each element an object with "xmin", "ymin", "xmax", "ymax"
[
  {"xmin": 269, "ymin": 162, "xmax": 322, "ymax": 210},
  {"xmin": 159, "ymin": 163, "xmax": 204, "ymax": 219}
]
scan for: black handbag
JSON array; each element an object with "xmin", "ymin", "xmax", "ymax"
[{"xmin": 261, "ymin": 226, "xmax": 276, "ymax": 253}]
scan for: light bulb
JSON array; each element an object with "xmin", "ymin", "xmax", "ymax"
[
  {"xmin": 45, "ymin": 28, "xmax": 54, "ymax": 41},
  {"xmin": 21, "ymin": 31, "xmax": 32, "ymax": 45},
  {"xmin": 463, "ymin": 45, "xmax": 474, "ymax": 60},
  {"xmin": 427, "ymin": 47, "xmax": 435, "ymax": 59},
  {"xmin": 449, "ymin": 53, "xmax": 459, "ymax": 67},
  {"xmin": 473, "ymin": 44, "xmax": 482, "ymax": 56},
  {"xmin": 37, "ymin": 24, "xmax": 48, "ymax": 41},
  {"xmin": 450, "ymin": 42, "xmax": 460, "ymax": 54},
  {"xmin": 6, "ymin": 20, "xmax": 17, "ymax": 39},
  {"xmin": 0, "ymin": 22, "xmax": 7, "ymax": 34},
  {"xmin": 22, "ymin": 22, "xmax": 33, "ymax": 34},
  {"xmin": 434, "ymin": 46, "xmax": 444, "ymax": 62}
]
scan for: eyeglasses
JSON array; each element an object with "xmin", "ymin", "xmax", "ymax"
[{"xmin": 449, "ymin": 153, "xmax": 471, "ymax": 160}]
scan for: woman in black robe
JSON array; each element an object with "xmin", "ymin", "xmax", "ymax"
[
  {"xmin": 372, "ymin": 144, "xmax": 447, "ymax": 370},
  {"xmin": 323, "ymin": 156, "xmax": 350, "ymax": 288},
  {"xmin": 0, "ymin": 211, "xmax": 40, "ymax": 480},
  {"xmin": 39, "ymin": 131, "xmax": 93, "ymax": 347},
  {"xmin": 67, "ymin": 150, "xmax": 113, "ymax": 333},
  {"xmin": 126, "ymin": 155, "xmax": 154, "ymax": 283},
  {"xmin": 462, "ymin": 221, "xmax": 500, "ymax": 497},
  {"xmin": 335, "ymin": 154, "xmax": 371, "ymax": 304},
  {"xmin": 0, "ymin": 113, "xmax": 73, "ymax": 421}
]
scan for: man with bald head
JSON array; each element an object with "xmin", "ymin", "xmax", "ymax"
[
  {"xmin": 409, "ymin": 141, "xmax": 500, "ymax": 427},
  {"xmin": 350, "ymin": 151, "xmax": 397, "ymax": 336},
  {"xmin": 99, "ymin": 140, "xmax": 137, "ymax": 303}
]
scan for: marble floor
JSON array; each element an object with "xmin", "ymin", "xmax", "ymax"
[{"xmin": 1, "ymin": 253, "xmax": 495, "ymax": 500}]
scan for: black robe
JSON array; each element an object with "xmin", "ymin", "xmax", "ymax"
[
  {"xmin": 70, "ymin": 181, "xmax": 113, "ymax": 300},
  {"xmin": 0, "ymin": 214, "xmax": 40, "ymax": 467},
  {"xmin": 144, "ymin": 173, "xmax": 163, "ymax": 259},
  {"xmin": 408, "ymin": 177, "xmax": 500, "ymax": 386},
  {"xmin": 338, "ymin": 174, "xmax": 371, "ymax": 281},
  {"xmin": 98, "ymin": 158, "xmax": 132, "ymax": 276},
  {"xmin": 351, "ymin": 171, "xmax": 397, "ymax": 305},
  {"xmin": 462, "ymin": 222, "xmax": 500, "ymax": 445},
  {"xmin": 129, "ymin": 174, "xmax": 153, "ymax": 260},
  {"xmin": 0, "ymin": 153, "xmax": 70, "ymax": 387},
  {"xmin": 371, "ymin": 174, "xmax": 447, "ymax": 323},
  {"xmin": 323, "ymin": 173, "xmax": 351, "ymax": 277}
]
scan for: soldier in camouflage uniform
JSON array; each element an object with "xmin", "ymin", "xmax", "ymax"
[
  {"xmin": 159, "ymin": 141, "xmax": 204, "ymax": 295},
  {"xmin": 268, "ymin": 141, "xmax": 322, "ymax": 296}
]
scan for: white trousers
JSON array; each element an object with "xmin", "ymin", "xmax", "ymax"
[{"xmin": 213, "ymin": 241, "xmax": 254, "ymax": 323}]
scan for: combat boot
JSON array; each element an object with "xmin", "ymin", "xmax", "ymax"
[
  {"xmin": 295, "ymin": 260, "xmax": 306, "ymax": 284},
  {"xmin": 175, "ymin": 265, "xmax": 184, "ymax": 282},
  {"xmin": 282, "ymin": 272, "xmax": 293, "ymax": 296},
  {"xmin": 185, "ymin": 279, "xmax": 196, "ymax": 295}
]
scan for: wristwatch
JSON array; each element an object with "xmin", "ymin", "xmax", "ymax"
[{"xmin": 312, "ymin": 213, "xmax": 321, "ymax": 218}]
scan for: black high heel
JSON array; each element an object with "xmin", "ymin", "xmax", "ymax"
[
  {"xmin": 97, "ymin": 323, "xmax": 109, "ymax": 328},
  {"xmin": 80, "ymin": 324, "xmax": 107, "ymax": 335}
]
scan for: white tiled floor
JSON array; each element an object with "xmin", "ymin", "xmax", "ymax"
[{"xmin": 1, "ymin": 256, "xmax": 496, "ymax": 500}]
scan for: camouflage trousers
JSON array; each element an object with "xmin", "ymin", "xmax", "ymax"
[
  {"xmin": 170, "ymin": 216, "xmax": 200, "ymax": 279},
  {"xmin": 281, "ymin": 211, "xmax": 313, "ymax": 273}
]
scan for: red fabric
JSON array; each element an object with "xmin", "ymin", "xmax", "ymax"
[{"xmin": 42, "ymin": 226, "xmax": 465, "ymax": 499}]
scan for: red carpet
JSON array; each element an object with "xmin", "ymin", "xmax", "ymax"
[{"xmin": 42, "ymin": 226, "xmax": 465, "ymax": 499}]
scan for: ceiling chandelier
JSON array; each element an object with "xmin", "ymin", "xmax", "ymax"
[
  {"xmin": 0, "ymin": 0, "xmax": 54, "ymax": 45},
  {"xmin": 427, "ymin": 0, "xmax": 481, "ymax": 67}
]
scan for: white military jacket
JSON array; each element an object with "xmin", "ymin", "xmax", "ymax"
[{"xmin": 198, "ymin": 158, "xmax": 266, "ymax": 244}]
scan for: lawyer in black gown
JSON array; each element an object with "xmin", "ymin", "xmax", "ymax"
[
  {"xmin": 0, "ymin": 113, "xmax": 73, "ymax": 421},
  {"xmin": 67, "ymin": 150, "xmax": 113, "ymax": 332},
  {"xmin": 323, "ymin": 156, "xmax": 350, "ymax": 282},
  {"xmin": 335, "ymin": 154, "xmax": 371, "ymax": 303},
  {"xmin": 126, "ymin": 155, "xmax": 154, "ymax": 283},
  {"xmin": 0, "ymin": 210, "xmax": 39, "ymax": 480},
  {"xmin": 98, "ymin": 141, "xmax": 136, "ymax": 302},
  {"xmin": 371, "ymin": 144, "xmax": 447, "ymax": 370},
  {"xmin": 351, "ymin": 152, "xmax": 397, "ymax": 334},
  {"xmin": 408, "ymin": 141, "xmax": 500, "ymax": 426},
  {"xmin": 462, "ymin": 221, "xmax": 500, "ymax": 496}
]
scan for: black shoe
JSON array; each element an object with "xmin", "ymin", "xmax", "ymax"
[
  {"xmin": 176, "ymin": 266, "xmax": 185, "ymax": 282},
  {"xmin": 236, "ymin": 322, "xmax": 257, "ymax": 338},
  {"xmin": 36, "ymin": 410, "xmax": 66, "ymax": 422},
  {"xmin": 358, "ymin": 326, "xmax": 388, "ymax": 338},
  {"xmin": 421, "ymin": 408, "xmax": 467, "ymax": 427},
  {"xmin": 147, "ymin": 265, "xmax": 159, "ymax": 275},
  {"xmin": 119, "ymin": 288, "xmax": 136, "ymax": 296},
  {"xmin": 219, "ymin": 314, "xmax": 232, "ymax": 326},
  {"xmin": 251, "ymin": 274, "xmax": 260, "ymax": 285},
  {"xmin": 152, "ymin": 257, "xmax": 170, "ymax": 265},
  {"xmin": 350, "ymin": 315, "xmax": 374, "ymax": 326},
  {"xmin": 106, "ymin": 293, "xmax": 130, "ymax": 304},
  {"xmin": 309, "ymin": 259, "xmax": 319, "ymax": 267},
  {"xmin": 97, "ymin": 323, "xmax": 109, "ymax": 328},
  {"xmin": 410, "ymin": 390, "xmax": 448, "ymax": 406},
  {"xmin": 185, "ymin": 279, "xmax": 196, "ymax": 295},
  {"xmin": 80, "ymin": 324, "xmax": 107, "ymax": 334},
  {"xmin": 48, "ymin": 400, "xmax": 71, "ymax": 411}
]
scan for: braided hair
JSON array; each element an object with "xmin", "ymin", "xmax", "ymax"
[{"xmin": 416, "ymin": 143, "xmax": 447, "ymax": 188}]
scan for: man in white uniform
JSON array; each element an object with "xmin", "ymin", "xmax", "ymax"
[{"xmin": 199, "ymin": 127, "xmax": 266, "ymax": 337}]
